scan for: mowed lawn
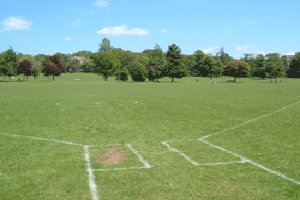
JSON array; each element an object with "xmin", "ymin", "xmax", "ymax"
[{"xmin": 0, "ymin": 73, "xmax": 299, "ymax": 199}]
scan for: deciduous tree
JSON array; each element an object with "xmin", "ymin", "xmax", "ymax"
[
  {"xmin": 287, "ymin": 52, "xmax": 300, "ymax": 78},
  {"xmin": 166, "ymin": 44, "xmax": 186, "ymax": 82},
  {"xmin": 42, "ymin": 54, "xmax": 65, "ymax": 81},
  {"xmin": 223, "ymin": 60, "xmax": 251, "ymax": 82},
  {"xmin": 18, "ymin": 60, "xmax": 32, "ymax": 79}
]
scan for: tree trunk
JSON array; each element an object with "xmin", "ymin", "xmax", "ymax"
[
  {"xmin": 156, "ymin": 77, "xmax": 159, "ymax": 82},
  {"xmin": 52, "ymin": 75, "xmax": 55, "ymax": 81},
  {"xmin": 172, "ymin": 77, "xmax": 174, "ymax": 82}
]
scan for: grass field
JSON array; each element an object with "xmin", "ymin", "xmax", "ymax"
[{"xmin": 0, "ymin": 73, "xmax": 299, "ymax": 199}]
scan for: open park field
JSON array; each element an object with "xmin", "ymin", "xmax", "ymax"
[{"xmin": 0, "ymin": 73, "xmax": 299, "ymax": 199}]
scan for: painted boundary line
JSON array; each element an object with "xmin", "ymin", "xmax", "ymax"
[
  {"xmin": 0, "ymin": 132, "xmax": 84, "ymax": 147},
  {"xmin": 0, "ymin": 132, "xmax": 100, "ymax": 200},
  {"xmin": 200, "ymin": 101, "xmax": 300, "ymax": 140},
  {"xmin": 161, "ymin": 141, "xmax": 245, "ymax": 166},
  {"xmin": 199, "ymin": 139, "xmax": 300, "ymax": 185},
  {"xmin": 84, "ymin": 145, "xmax": 99, "ymax": 200},
  {"xmin": 161, "ymin": 141, "xmax": 199, "ymax": 166},
  {"xmin": 93, "ymin": 144, "xmax": 151, "ymax": 172},
  {"xmin": 162, "ymin": 100, "xmax": 300, "ymax": 185}
]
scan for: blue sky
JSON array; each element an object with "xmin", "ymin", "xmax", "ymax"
[{"xmin": 0, "ymin": 0, "xmax": 299, "ymax": 58}]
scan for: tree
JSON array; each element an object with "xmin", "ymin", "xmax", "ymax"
[
  {"xmin": 265, "ymin": 53, "xmax": 285, "ymax": 82},
  {"xmin": 287, "ymin": 52, "xmax": 300, "ymax": 78},
  {"xmin": 166, "ymin": 44, "xmax": 186, "ymax": 82},
  {"xmin": 191, "ymin": 50, "xmax": 206, "ymax": 77},
  {"xmin": 216, "ymin": 48, "xmax": 231, "ymax": 66},
  {"xmin": 115, "ymin": 67, "xmax": 128, "ymax": 81},
  {"xmin": 203, "ymin": 56, "xmax": 222, "ymax": 81},
  {"xmin": 91, "ymin": 52, "xmax": 120, "ymax": 81},
  {"xmin": 18, "ymin": 60, "xmax": 32, "ymax": 79},
  {"xmin": 1, "ymin": 48, "xmax": 18, "ymax": 78},
  {"xmin": 42, "ymin": 54, "xmax": 65, "ymax": 81},
  {"xmin": 129, "ymin": 62, "xmax": 146, "ymax": 82},
  {"xmin": 98, "ymin": 38, "xmax": 113, "ymax": 53},
  {"xmin": 143, "ymin": 44, "xmax": 166, "ymax": 82},
  {"xmin": 252, "ymin": 54, "xmax": 267, "ymax": 79},
  {"xmin": 223, "ymin": 60, "xmax": 251, "ymax": 82}
]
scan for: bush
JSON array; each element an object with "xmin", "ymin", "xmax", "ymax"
[
  {"xmin": 116, "ymin": 68, "xmax": 128, "ymax": 81},
  {"xmin": 129, "ymin": 64, "xmax": 146, "ymax": 82}
]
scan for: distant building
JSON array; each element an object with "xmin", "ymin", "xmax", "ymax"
[{"xmin": 71, "ymin": 56, "xmax": 86, "ymax": 65}]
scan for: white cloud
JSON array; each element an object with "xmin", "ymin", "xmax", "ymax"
[
  {"xmin": 95, "ymin": 0, "xmax": 109, "ymax": 7},
  {"xmin": 97, "ymin": 25, "xmax": 149, "ymax": 36},
  {"xmin": 1, "ymin": 16, "xmax": 32, "ymax": 32},
  {"xmin": 160, "ymin": 29, "xmax": 168, "ymax": 34},
  {"xmin": 201, "ymin": 46, "xmax": 220, "ymax": 54},
  {"xmin": 64, "ymin": 36, "xmax": 72, "ymax": 42}
]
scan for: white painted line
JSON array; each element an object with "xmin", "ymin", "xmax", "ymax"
[
  {"xmin": 199, "ymin": 138, "xmax": 300, "ymax": 185},
  {"xmin": 84, "ymin": 145, "xmax": 100, "ymax": 200},
  {"xmin": 200, "ymin": 101, "xmax": 300, "ymax": 140},
  {"xmin": 198, "ymin": 160, "xmax": 246, "ymax": 166},
  {"xmin": 93, "ymin": 166, "xmax": 148, "ymax": 172},
  {"xmin": 111, "ymin": 100, "xmax": 139, "ymax": 105},
  {"xmin": 0, "ymin": 132, "xmax": 84, "ymax": 147},
  {"xmin": 161, "ymin": 141, "xmax": 200, "ymax": 166},
  {"xmin": 127, "ymin": 144, "xmax": 151, "ymax": 169}
]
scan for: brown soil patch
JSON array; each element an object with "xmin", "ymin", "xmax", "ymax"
[{"xmin": 98, "ymin": 148, "xmax": 127, "ymax": 165}]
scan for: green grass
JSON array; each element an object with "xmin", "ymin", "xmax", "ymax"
[{"xmin": 0, "ymin": 73, "xmax": 299, "ymax": 199}]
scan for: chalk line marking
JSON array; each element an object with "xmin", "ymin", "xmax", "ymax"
[
  {"xmin": 94, "ymin": 166, "xmax": 148, "ymax": 172},
  {"xmin": 84, "ymin": 145, "xmax": 100, "ymax": 200},
  {"xmin": 162, "ymin": 141, "xmax": 244, "ymax": 166},
  {"xmin": 93, "ymin": 144, "xmax": 151, "ymax": 172},
  {"xmin": 0, "ymin": 132, "xmax": 101, "ymax": 199},
  {"xmin": 110, "ymin": 100, "xmax": 139, "ymax": 105},
  {"xmin": 127, "ymin": 144, "xmax": 151, "ymax": 169},
  {"xmin": 200, "ymin": 101, "xmax": 300, "ymax": 140},
  {"xmin": 162, "ymin": 141, "xmax": 199, "ymax": 166},
  {"xmin": 199, "ymin": 138, "xmax": 300, "ymax": 185},
  {"xmin": 0, "ymin": 132, "xmax": 84, "ymax": 147}
]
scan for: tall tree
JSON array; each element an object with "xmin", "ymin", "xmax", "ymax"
[
  {"xmin": 191, "ymin": 50, "xmax": 206, "ymax": 77},
  {"xmin": 42, "ymin": 54, "xmax": 65, "ymax": 81},
  {"xmin": 265, "ymin": 53, "xmax": 285, "ymax": 82},
  {"xmin": 143, "ymin": 44, "xmax": 166, "ymax": 82},
  {"xmin": 18, "ymin": 60, "xmax": 32, "ymax": 79},
  {"xmin": 287, "ymin": 52, "xmax": 300, "ymax": 78},
  {"xmin": 1, "ymin": 48, "xmax": 18, "ymax": 78},
  {"xmin": 216, "ymin": 48, "xmax": 231, "ymax": 66},
  {"xmin": 223, "ymin": 60, "xmax": 251, "ymax": 82},
  {"xmin": 203, "ymin": 55, "xmax": 222, "ymax": 81},
  {"xmin": 166, "ymin": 44, "xmax": 186, "ymax": 82},
  {"xmin": 91, "ymin": 52, "xmax": 120, "ymax": 81},
  {"xmin": 252, "ymin": 54, "xmax": 267, "ymax": 79},
  {"xmin": 98, "ymin": 38, "xmax": 113, "ymax": 53}
]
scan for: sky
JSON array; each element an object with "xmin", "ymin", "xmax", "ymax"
[{"xmin": 0, "ymin": 0, "xmax": 300, "ymax": 58}]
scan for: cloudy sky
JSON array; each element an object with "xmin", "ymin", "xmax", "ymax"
[{"xmin": 0, "ymin": 0, "xmax": 299, "ymax": 57}]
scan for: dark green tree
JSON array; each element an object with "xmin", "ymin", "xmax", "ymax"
[
  {"xmin": 143, "ymin": 44, "xmax": 166, "ymax": 82},
  {"xmin": 91, "ymin": 52, "xmax": 120, "ymax": 81},
  {"xmin": 191, "ymin": 50, "xmax": 206, "ymax": 77},
  {"xmin": 265, "ymin": 53, "xmax": 285, "ymax": 82},
  {"xmin": 252, "ymin": 54, "xmax": 267, "ymax": 79},
  {"xmin": 223, "ymin": 60, "xmax": 251, "ymax": 82},
  {"xmin": 216, "ymin": 48, "xmax": 231, "ymax": 66},
  {"xmin": 166, "ymin": 44, "xmax": 186, "ymax": 82},
  {"xmin": 99, "ymin": 38, "xmax": 113, "ymax": 53},
  {"xmin": 129, "ymin": 62, "xmax": 147, "ymax": 82},
  {"xmin": 287, "ymin": 52, "xmax": 300, "ymax": 78},
  {"xmin": 1, "ymin": 48, "xmax": 18, "ymax": 78}
]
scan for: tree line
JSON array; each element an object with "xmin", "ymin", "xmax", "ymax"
[{"xmin": 0, "ymin": 38, "xmax": 300, "ymax": 82}]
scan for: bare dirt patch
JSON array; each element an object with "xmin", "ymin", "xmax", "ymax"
[{"xmin": 97, "ymin": 148, "xmax": 127, "ymax": 165}]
